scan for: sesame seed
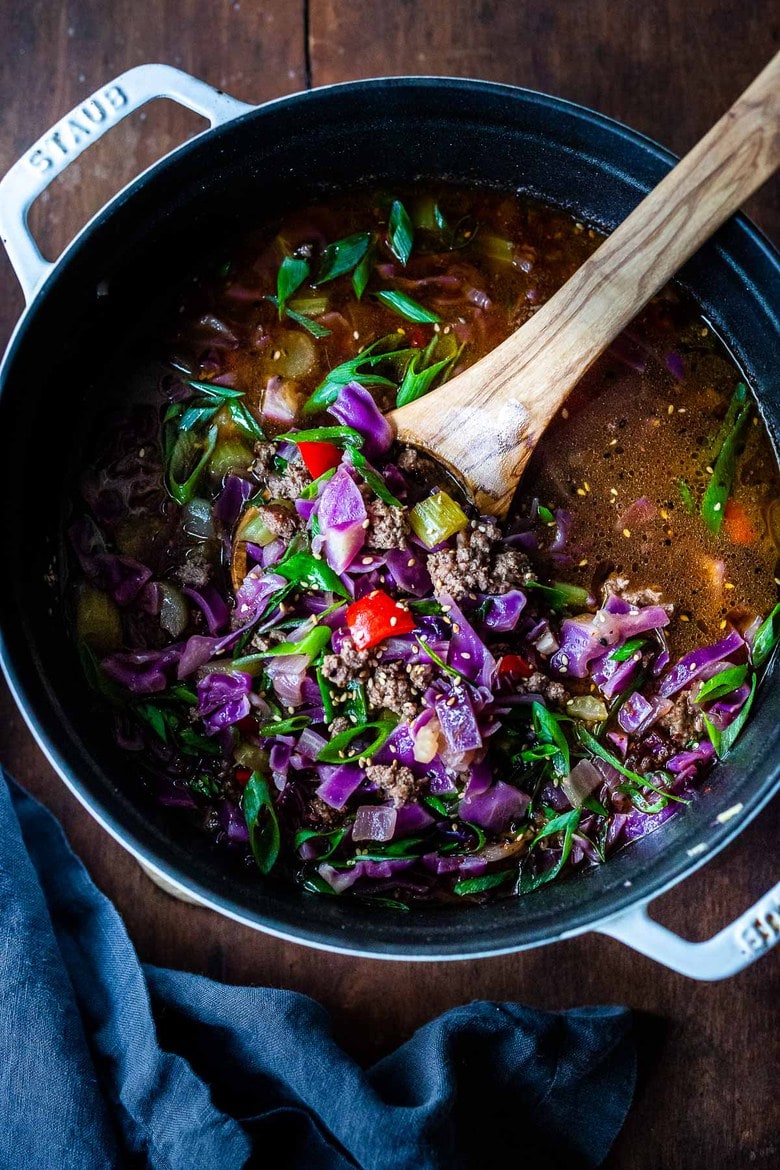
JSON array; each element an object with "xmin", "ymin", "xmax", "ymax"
[
  {"xmin": 461, "ymin": 651, "xmax": 472, "ymax": 660},
  {"xmin": 138, "ymin": 448, "xmax": 145, "ymax": 458},
  {"xmin": 338, "ymin": 750, "xmax": 345, "ymax": 759},
  {"xmin": 576, "ymin": 487, "xmax": 586, "ymax": 497},
  {"xmin": 622, "ymin": 528, "xmax": 631, "ymax": 538},
  {"xmin": 679, "ymin": 614, "xmax": 690, "ymax": 622},
  {"xmin": 559, "ymin": 653, "xmax": 569, "ymax": 665},
  {"xmin": 352, "ymin": 330, "xmax": 360, "ymax": 340},
  {"xmin": 688, "ymin": 662, "xmax": 697, "ymax": 672},
  {"xmin": 452, "ymin": 623, "xmax": 461, "ymax": 634},
  {"xmin": 609, "ymin": 438, "xmax": 618, "ymax": 446},
  {"xmin": 713, "ymin": 502, "xmax": 721, "ymax": 512},
  {"xmin": 678, "ymin": 407, "xmax": 687, "ymax": 413},
  {"xmin": 706, "ymin": 465, "xmax": 714, "ymax": 475},
  {"xmin": 561, "ymin": 408, "xmax": 569, "ymax": 420},
  {"xmin": 433, "ymin": 323, "xmax": 441, "ymax": 333},
  {"xmin": 660, "ymin": 508, "xmax": 669, "ymax": 520},
  {"xmin": 362, "ymin": 518, "xmax": 370, "ymax": 529},
  {"xmin": 583, "ymin": 481, "xmax": 590, "ymax": 492},
  {"xmin": 720, "ymin": 619, "xmax": 727, "ymax": 629},
  {"xmin": 389, "ymin": 744, "xmax": 397, "ymax": 753},
  {"xmin": 578, "ymin": 558, "xmax": 588, "ymax": 567},
  {"xmin": 558, "ymin": 665, "xmax": 568, "ymax": 674},
  {"xmin": 667, "ymin": 404, "xmax": 675, "ymax": 415},
  {"xmin": 390, "ymin": 616, "xmax": 398, "ymax": 627},
  {"xmin": 724, "ymin": 582, "xmax": 735, "ymax": 590},
  {"xmin": 407, "ymin": 558, "xmax": 416, "ymax": 568},
  {"xmin": 610, "ymin": 487, "xmax": 619, "ymax": 497},
  {"xmin": 272, "ymin": 350, "xmax": 281, "ymax": 360},
  {"xmin": 443, "ymin": 325, "xmax": 451, "ymax": 334}
]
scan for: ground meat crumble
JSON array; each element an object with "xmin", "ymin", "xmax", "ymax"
[
  {"xmin": 364, "ymin": 760, "xmax": 421, "ymax": 807},
  {"xmin": 427, "ymin": 519, "xmax": 535, "ymax": 600}
]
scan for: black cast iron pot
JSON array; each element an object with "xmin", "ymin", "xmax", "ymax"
[{"xmin": 0, "ymin": 66, "xmax": 778, "ymax": 976}]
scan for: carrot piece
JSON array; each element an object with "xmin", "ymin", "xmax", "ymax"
[{"xmin": 723, "ymin": 499, "xmax": 756, "ymax": 545}]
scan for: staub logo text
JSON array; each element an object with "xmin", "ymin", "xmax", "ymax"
[{"xmin": 26, "ymin": 85, "xmax": 129, "ymax": 172}]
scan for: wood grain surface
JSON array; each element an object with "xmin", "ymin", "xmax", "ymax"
[{"xmin": 0, "ymin": 4, "xmax": 778, "ymax": 1168}]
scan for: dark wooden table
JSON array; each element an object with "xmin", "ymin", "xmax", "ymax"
[{"xmin": 1, "ymin": 4, "xmax": 777, "ymax": 1166}]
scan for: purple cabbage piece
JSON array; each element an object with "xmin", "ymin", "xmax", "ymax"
[
  {"xmin": 441, "ymin": 593, "xmax": 496, "ymax": 686},
  {"xmin": 591, "ymin": 652, "xmax": 641, "ymax": 701},
  {"xmin": 393, "ymin": 803, "xmax": 435, "ymax": 837},
  {"xmin": 215, "ymin": 475, "xmax": 252, "ymax": 526},
  {"xmin": 617, "ymin": 692, "xmax": 672, "ymax": 735},
  {"xmin": 372, "ymin": 722, "xmax": 418, "ymax": 770},
  {"xmin": 318, "ymin": 857, "xmax": 414, "ymax": 892},
  {"xmin": 464, "ymin": 756, "xmax": 493, "ymax": 797},
  {"xmin": 265, "ymin": 655, "xmax": 309, "ymax": 707},
  {"xmin": 219, "ymin": 800, "xmax": 250, "ymax": 843},
  {"xmin": 197, "ymin": 671, "xmax": 252, "ymax": 734},
  {"xmin": 234, "ymin": 569, "xmax": 286, "ymax": 626},
  {"xmin": 315, "ymin": 764, "xmax": 364, "ymax": 809},
  {"xmin": 269, "ymin": 737, "xmax": 294, "ymax": 777},
  {"xmin": 552, "ymin": 598, "xmax": 669, "ymax": 678},
  {"xmin": 550, "ymin": 509, "xmax": 572, "ymax": 553},
  {"xmin": 706, "ymin": 683, "xmax": 752, "ymax": 729},
  {"xmin": 422, "ymin": 853, "xmax": 488, "ymax": 877},
  {"xmin": 435, "ymin": 685, "xmax": 483, "ymax": 752},
  {"xmin": 92, "ymin": 553, "xmax": 153, "ymax": 606},
  {"xmin": 667, "ymin": 740, "xmax": 715, "ymax": 773},
  {"xmin": 658, "ymin": 628, "xmax": 744, "ymax": 697},
  {"xmin": 102, "ymin": 646, "xmax": 180, "ymax": 694},
  {"xmin": 295, "ymin": 497, "xmax": 317, "ymax": 523},
  {"xmin": 315, "ymin": 466, "xmax": 367, "ymax": 574},
  {"xmin": 182, "ymin": 584, "xmax": 229, "ymax": 634},
  {"xmin": 296, "ymin": 726, "xmax": 328, "ymax": 760},
  {"xmin": 329, "ymin": 380, "xmax": 394, "ymax": 460},
  {"xmin": 459, "ymin": 781, "xmax": 530, "ymax": 832},
  {"xmin": 385, "ymin": 547, "xmax": 433, "ymax": 597},
  {"xmin": 479, "ymin": 590, "xmax": 527, "ymax": 632},
  {"xmin": 426, "ymin": 758, "xmax": 457, "ymax": 794}
]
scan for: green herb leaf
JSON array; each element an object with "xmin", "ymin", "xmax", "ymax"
[
  {"xmin": 396, "ymin": 351, "xmax": 452, "ymax": 407},
  {"xmin": 352, "ymin": 241, "xmax": 375, "ymax": 299},
  {"xmin": 166, "ymin": 423, "xmax": 219, "ymax": 504},
  {"xmin": 523, "ymin": 580, "xmax": 590, "ymax": 611},
  {"xmin": 453, "ymin": 869, "xmax": 514, "ymax": 896},
  {"xmin": 537, "ymin": 504, "xmax": 555, "ymax": 524},
  {"xmin": 531, "ymin": 701, "xmax": 570, "ymax": 776},
  {"xmin": 275, "ymin": 551, "xmax": 350, "ymax": 599},
  {"xmin": 266, "ymin": 294, "xmax": 332, "ymax": 338},
  {"xmin": 415, "ymin": 637, "xmax": 469, "ymax": 684},
  {"xmin": 276, "ymin": 255, "xmax": 310, "ymax": 319},
  {"xmin": 582, "ymin": 794, "xmax": 610, "ymax": 817},
  {"xmin": 701, "ymin": 383, "xmax": 751, "ymax": 534},
  {"xmin": 577, "ymin": 726, "xmax": 689, "ymax": 806},
  {"xmin": 294, "ymin": 826, "xmax": 349, "ymax": 859},
  {"xmin": 243, "ymin": 772, "xmax": 280, "ymax": 874},
  {"xmin": 387, "ymin": 200, "xmax": 414, "ymax": 265},
  {"xmin": 316, "ymin": 719, "xmax": 398, "ymax": 763},
  {"xmin": 178, "ymin": 726, "xmax": 222, "ymax": 757},
  {"xmin": 751, "ymin": 602, "xmax": 780, "ymax": 669},
  {"xmin": 135, "ymin": 702, "xmax": 168, "ymax": 742},
  {"xmin": 347, "ymin": 448, "xmax": 402, "ymax": 506},
  {"xmin": 185, "ymin": 379, "xmax": 245, "ymax": 401},
  {"xmin": 239, "ymin": 624, "xmax": 331, "ymax": 664},
  {"xmin": 423, "ymin": 794, "xmax": 457, "ymax": 817},
  {"xmin": 176, "ymin": 403, "xmax": 220, "ymax": 431},
  {"xmin": 227, "ymin": 400, "xmax": 265, "ymax": 441},
  {"xmin": 316, "ymin": 232, "xmax": 371, "ymax": 284},
  {"xmin": 516, "ymin": 808, "xmax": 581, "ymax": 893},
  {"xmin": 301, "ymin": 467, "xmax": 338, "ymax": 499},
  {"xmin": 695, "ymin": 663, "xmax": 749, "ymax": 705},
  {"xmin": 316, "ymin": 666, "xmax": 336, "ymax": 724},
  {"xmin": 303, "ymin": 335, "xmax": 414, "ymax": 414},
  {"xmin": 704, "ymin": 671, "xmax": 757, "ymax": 759},
  {"xmin": 257, "ymin": 714, "xmax": 312, "ymax": 736},
  {"xmin": 609, "ymin": 636, "xmax": 648, "ymax": 663},
  {"xmin": 277, "ymin": 425, "xmax": 364, "ymax": 449},
  {"xmin": 374, "ymin": 289, "xmax": 441, "ymax": 324}
]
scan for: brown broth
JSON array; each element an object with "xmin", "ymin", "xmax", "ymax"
[{"xmin": 166, "ymin": 185, "xmax": 780, "ymax": 653}]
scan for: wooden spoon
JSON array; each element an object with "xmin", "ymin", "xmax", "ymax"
[{"xmin": 388, "ymin": 52, "xmax": 780, "ymax": 517}]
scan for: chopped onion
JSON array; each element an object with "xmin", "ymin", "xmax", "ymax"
[
  {"xmin": 352, "ymin": 804, "xmax": 397, "ymax": 842},
  {"xmin": 561, "ymin": 759, "xmax": 603, "ymax": 807}
]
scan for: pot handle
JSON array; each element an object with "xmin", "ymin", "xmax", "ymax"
[
  {"xmin": 595, "ymin": 880, "xmax": 780, "ymax": 980},
  {"xmin": 0, "ymin": 63, "xmax": 254, "ymax": 304}
]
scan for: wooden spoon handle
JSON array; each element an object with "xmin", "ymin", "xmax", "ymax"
[{"xmin": 390, "ymin": 51, "xmax": 780, "ymax": 516}]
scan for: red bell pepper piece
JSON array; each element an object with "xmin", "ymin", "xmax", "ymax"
[
  {"xmin": 297, "ymin": 440, "xmax": 343, "ymax": 479},
  {"xmin": 235, "ymin": 767, "xmax": 252, "ymax": 786},
  {"xmin": 346, "ymin": 589, "xmax": 416, "ymax": 650},
  {"xmin": 498, "ymin": 653, "xmax": 534, "ymax": 679}
]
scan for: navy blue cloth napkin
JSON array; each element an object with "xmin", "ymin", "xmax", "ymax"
[{"xmin": 0, "ymin": 770, "xmax": 635, "ymax": 1170}]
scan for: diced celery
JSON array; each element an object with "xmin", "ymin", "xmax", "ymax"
[
  {"xmin": 565, "ymin": 695, "xmax": 609, "ymax": 722},
  {"xmin": 235, "ymin": 505, "xmax": 277, "ymax": 548},
  {"xmin": 408, "ymin": 491, "xmax": 468, "ymax": 548}
]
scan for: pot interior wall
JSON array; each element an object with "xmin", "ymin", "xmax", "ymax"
[{"xmin": 0, "ymin": 80, "xmax": 778, "ymax": 956}]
